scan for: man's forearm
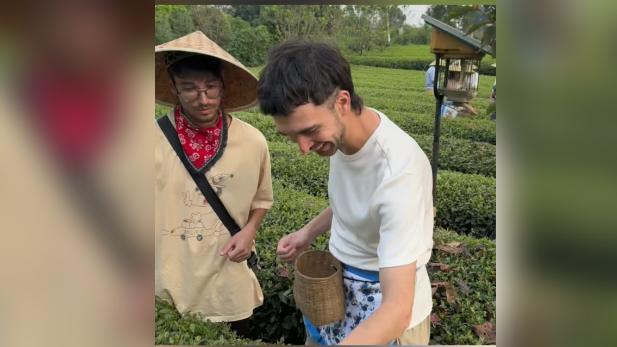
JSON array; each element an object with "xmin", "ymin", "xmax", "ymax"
[
  {"xmin": 341, "ymin": 263, "xmax": 416, "ymax": 344},
  {"xmin": 340, "ymin": 302, "xmax": 411, "ymax": 345},
  {"xmin": 244, "ymin": 208, "xmax": 268, "ymax": 238},
  {"xmin": 304, "ymin": 206, "xmax": 332, "ymax": 240}
]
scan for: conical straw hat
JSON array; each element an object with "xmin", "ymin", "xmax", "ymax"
[{"xmin": 155, "ymin": 31, "xmax": 258, "ymax": 112}]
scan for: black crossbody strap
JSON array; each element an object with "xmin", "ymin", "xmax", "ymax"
[{"xmin": 157, "ymin": 116, "xmax": 241, "ymax": 235}]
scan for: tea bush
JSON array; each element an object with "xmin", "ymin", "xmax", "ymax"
[
  {"xmin": 401, "ymin": 133, "xmax": 496, "ymax": 177},
  {"xmin": 429, "ymin": 229, "xmax": 496, "ymax": 345},
  {"xmin": 155, "ymin": 296, "xmax": 264, "ymax": 345},
  {"xmin": 386, "ymin": 110, "xmax": 496, "ymax": 145},
  {"xmin": 155, "ymin": 187, "xmax": 496, "ymax": 345},
  {"xmin": 435, "ymin": 171, "xmax": 496, "ymax": 238},
  {"xmin": 249, "ymin": 181, "xmax": 330, "ymax": 344},
  {"xmin": 268, "ymin": 143, "xmax": 496, "ymax": 237},
  {"xmin": 348, "ymin": 56, "xmax": 496, "ymax": 76}
]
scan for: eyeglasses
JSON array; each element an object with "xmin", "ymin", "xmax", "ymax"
[{"xmin": 176, "ymin": 83, "xmax": 223, "ymax": 100}]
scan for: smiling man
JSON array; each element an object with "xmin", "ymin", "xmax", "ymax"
[
  {"xmin": 258, "ymin": 40, "xmax": 434, "ymax": 345},
  {"xmin": 154, "ymin": 31, "xmax": 273, "ymax": 338}
]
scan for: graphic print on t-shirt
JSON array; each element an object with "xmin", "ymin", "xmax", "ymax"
[{"xmin": 160, "ymin": 211, "xmax": 224, "ymax": 242}]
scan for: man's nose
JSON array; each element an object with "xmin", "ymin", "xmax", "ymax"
[
  {"xmin": 297, "ymin": 136, "xmax": 313, "ymax": 155},
  {"xmin": 197, "ymin": 91, "xmax": 210, "ymax": 104}
]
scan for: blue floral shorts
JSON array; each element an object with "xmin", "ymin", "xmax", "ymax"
[{"xmin": 304, "ymin": 265, "xmax": 395, "ymax": 345}]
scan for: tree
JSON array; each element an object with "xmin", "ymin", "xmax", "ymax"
[
  {"xmin": 339, "ymin": 6, "xmax": 386, "ymax": 55},
  {"xmin": 229, "ymin": 5, "xmax": 262, "ymax": 26},
  {"xmin": 394, "ymin": 24, "xmax": 431, "ymax": 45},
  {"xmin": 227, "ymin": 17, "xmax": 271, "ymax": 67},
  {"xmin": 168, "ymin": 6, "xmax": 195, "ymax": 38},
  {"xmin": 190, "ymin": 5, "xmax": 232, "ymax": 48},
  {"xmin": 259, "ymin": 5, "xmax": 337, "ymax": 41},
  {"xmin": 374, "ymin": 5, "xmax": 406, "ymax": 46},
  {"xmin": 155, "ymin": 6, "xmax": 174, "ymax": 44},
  {"xmin": 426, "ymin": 5, "xmax": 466, "ymax": 29},
  {"xmin": 443, "ymin": 5, "xmax": 496, "ymax": 56}
]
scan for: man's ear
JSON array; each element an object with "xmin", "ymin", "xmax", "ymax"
[
  {"xmin": 168, "ymin": 78, "xmax": 179, "ymax": 96},
  {"xmin": 336, "ymin": 90, "xmax": 351, "ymax": 114}
]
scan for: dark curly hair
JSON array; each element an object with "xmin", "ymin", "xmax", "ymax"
[{"xmin": 258, "ymin": 40, "xmax": 363, "ymax": 117}]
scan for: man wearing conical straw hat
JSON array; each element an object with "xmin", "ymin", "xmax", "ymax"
[{"xmin": 155, "ymin": 31, "xmax": 273, "ymax": 336}]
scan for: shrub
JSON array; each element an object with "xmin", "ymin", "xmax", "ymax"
[
  {"xmin": 236, "ymin": 110, "xmax": 496, "ymax": 146},
  {"xmin": 269, "ymin": 142, "xmax": 330, "ymax": 197},
  {"xmin": 155, "ymin": 296, "xmax": 264, "ymax": 345},
  {"xmin": 254, "ymin": 184, "xmax": 495, "ymax": 344},
  {"xmin": 347, "ymin": 56, "xmax": 496, "ymax": 76},
  {"xmin": 348, "ymin": 56, "xmax": 432, "ymax": 71},
  {"xmin": 435, "ymin": 171, "xmax": 496, "ymax": 238},
  {"xmin": 412, "ymin": 133, "xmax": 496, "ymax": 177},
  {"xmin": 250, "ymin": 181, "xmax": 330, "ymax": 344},
  {"xmin": 429, "ymin": 229, "xmax": 496, "ymax": 345},
  {"xmin": 233, "ymin": 111, "xmax": 287, "ymax": 143},
  {"xmin": 156, "ymin": 189, "xmax": 496, "ymax": 345},
  {"xmin": 268, "ymin": 143, "xmax": 496, "ymax": 238},
  {"xmin": 387, "ymin": 110, "xmax": 497, "ymax": 145}
]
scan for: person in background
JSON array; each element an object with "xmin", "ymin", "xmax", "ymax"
[{"xmin": 424, "ymin": 60, "xmax": 436, "ymax": 92}]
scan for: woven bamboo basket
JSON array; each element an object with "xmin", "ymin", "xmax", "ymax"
[{"xmin": 293, "ymin": 250, "xmax": 345, "ymax": 326}]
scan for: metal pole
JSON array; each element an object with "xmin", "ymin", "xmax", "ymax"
[{"xmin": 432, "ymin": 54, "xmax": 444, "ymax": 202}]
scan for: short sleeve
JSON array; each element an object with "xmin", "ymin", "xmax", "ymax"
[{"xmin": 251, "ymin": 139, "xmax": 273, "ymax": 210}]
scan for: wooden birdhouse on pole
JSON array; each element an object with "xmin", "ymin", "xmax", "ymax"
[{"xmin": 422, "ymin": 14, "xmax": 493, "ymax": 201}]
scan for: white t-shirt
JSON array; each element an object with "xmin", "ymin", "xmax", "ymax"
[{"xmin": 328, "ymin": 108, "xmax": 434, "ymax": 328}]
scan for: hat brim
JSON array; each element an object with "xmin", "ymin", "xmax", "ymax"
[{"xmin": 155, "ymin": 46, "xmax": 258, "ymax": 113}]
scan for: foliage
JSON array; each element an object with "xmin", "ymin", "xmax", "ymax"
[
  {"xmin": 258, "ymin": 5, "xmax": 342, "ymax": 42},
  {"xmin": 413, "ymin": 133, "xmax": 496, "ymax": 177},
  {"xmin": 338, "ymin": 6, "xmax": 387, "ymax": 55},
  {"xmin": 191, "ymin": 5, "xmax": 232, "ymax": 48},
  {"xmin": 227, "ymin": 17, "xmax": 272, "ymax": 67},
  {"xmin": 262, "ymin": 142, "xmax": 496, "ymax": 237},
  {"xmin": 426, "ymin": 5, "xmax": 496, "ymax": 57},
  {"xmin": 346, "ymin": 44, "xmax": 496, "ymax": 75},
  {"xmin": 372, "ymin": 5, "xmax": 407, "ymax": 46},
  {"xmin": 155, "ymin": 296, "xmax": 264, "ymax": 345},
  {"xmin": 155, "ymin": 7, "xmax": 175, "ymax": 45},
  {"xmin": 168, "ymin": 5, "xmax": 196, "ymax": 40},
  {"xmin": 253, "ymin": 183, "xmax": 495, "ymax": 343},
  {"xmin": 228, "ymin": 5, "xmax": 262, "ymax": 26},
  {"xmin": 248, "ymin": 181, "xmax": 330, "ymax": 344},
  {"xmin": 394, "ymin": 24, "xmax": 432, "ymax": 45},
  {"xmin": 435, "ymin": 171, "xmax": 496, "ymax": 238},
  {"xmin": 386, "ymin": 110, "xmax": 496, "ymax": 145},
  {"xmin": 348, "ymin": 56, "xmax": 433, "ymax": 71},
  {"xmin": 156, "ymin": 202, "xmax": 496, "ymax": 345},
  {"xmin": 349, "ymin": 57, "xmax": 495, "ymax": 76},
  {"xmin": 429, "ymin": 229, "xmax": 496, "ymax": 344}
]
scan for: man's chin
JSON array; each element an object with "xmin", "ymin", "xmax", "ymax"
[{"xmin": 316, "ymin": 144, "xmax": 337, "ymax": 157}]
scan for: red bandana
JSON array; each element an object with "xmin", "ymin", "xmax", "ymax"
[{"xmin": 174, "ymin": 105, "xmax": 223, "ymax": 170}]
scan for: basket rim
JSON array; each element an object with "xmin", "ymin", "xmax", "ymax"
[{"xmin": 294, "ymin": 250, "xmax": 341, "ymax": 281}]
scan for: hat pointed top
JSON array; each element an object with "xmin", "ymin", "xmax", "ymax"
[{"xmin": 155, "ymin": 31, "xmax": 258, "ymax": 112}]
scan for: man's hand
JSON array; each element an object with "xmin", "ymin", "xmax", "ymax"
[
  {"xmin": 276, "ymin": 228, "xmax": 313, "ymax": 263},
  {"xmin": 220, "ymin": 226, "xmax": 255, "ymax": 263}
]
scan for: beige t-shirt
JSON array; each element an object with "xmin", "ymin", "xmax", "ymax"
[{"xmin": 155, "ymin": 111, "xmax": 273, "ymax": 322}]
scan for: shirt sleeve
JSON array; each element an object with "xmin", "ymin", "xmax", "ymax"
[
  {"xmin": 251, "ymin": 138, "xmax": 274, "ymax": 210},
  {"xmin": 372, "ymin": 167, "xmax": 434, "ymax": 269}
]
